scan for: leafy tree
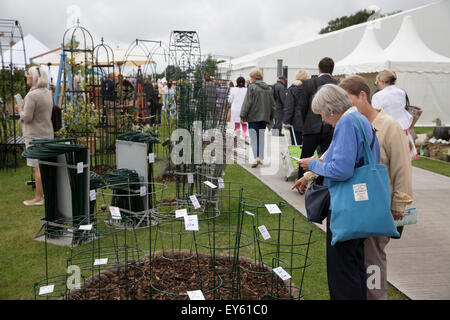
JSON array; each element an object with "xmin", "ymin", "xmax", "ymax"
[{"xmin": 319, "ymin": 9, "xmax": 402, "ymax": 34}]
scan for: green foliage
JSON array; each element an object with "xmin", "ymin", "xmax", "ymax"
[
  {"xmin": 194, "ymin": 54, "xmax": 224, "ymax": 81},
  {"xmin": 56, "ymin": 100, "xmax": 100, "ymax": 138},
  {"xmin": 0, "ymin": 69, "xmax": 27, "ymax": 103},
  {"xmin": 319, "ymin": 9, "xmax": 402, "ymax": 34}
]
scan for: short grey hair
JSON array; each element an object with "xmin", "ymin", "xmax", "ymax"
[
  {"xmin": 28, "ymin": 66, "xmax": 49, "ymax": 88},
  {"xmin": 312, "ymin": 84, "xmax": 352, "ymax": 117}
]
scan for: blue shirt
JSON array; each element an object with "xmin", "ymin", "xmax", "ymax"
[{"xmin": 308, "ymin": 111, "xmax": 380, "ymax": 185}]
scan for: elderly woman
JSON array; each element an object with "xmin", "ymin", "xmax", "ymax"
[
  {"xmin": 15, "ymin": 66, "xmax": 54, "ymax": 206},
  {"xmin": 297, "ymin": 84, "xmax": 380, "ymax": 300},
  {"xmin": 240, "ymin": 70, "xmax": 276, "ymax": 168}
]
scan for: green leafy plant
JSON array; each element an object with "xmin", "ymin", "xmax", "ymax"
[{"xmin": 56, "ymin": 100, "xmax": 100, "ymax": 138}]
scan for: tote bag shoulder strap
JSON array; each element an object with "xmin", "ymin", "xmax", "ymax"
[{"xmin": 349, "ymin": 113, "xmax": 375, "ymax": 168}]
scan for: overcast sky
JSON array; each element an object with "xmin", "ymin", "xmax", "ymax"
[{"xmin": 1, "ymin": 0, "xmax": 438, "ymax": 60}]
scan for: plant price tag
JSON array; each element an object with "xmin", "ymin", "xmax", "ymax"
[
  {"xmin": 77, "ymin": 162, "xmax": 84, "ymax": 174},
  {"xmin": 140, "ymin": 186, "xmax": 146, "ymax": 197},
  {"xmin": 175, "ymin": 208, "xmax": 188, "ymax": 218},
  {"xmin": 94, "ymin": 258, "xmax": 108, "ymax": 266},
  {"xmin": 184, "ymin": 215, "xmax": 199, "ymax": 231},
  {"xmin": 65, "ymin": 141, "xmax": 71, "ymax": 145},
  {"xmin": 89, "ymin": 189, "xmax": 96, "ymax": 201},
  {"xmin": 187, "ymin": 173, "xmax": 194, "ymax": 184},
  {"xmin": 204, "ymin": 181, "xmax": 217, "ymax": 189},
  {"xmin": 79, "ymin": 224, "xmax": 93, "ymax": 231},
  {"xmin": 218, "ymin": 178, "xmax": 225, "ymax": 189},
  {"xmin": 39, "ymin": 284, "xmax": 54, "ymax": 295},
  {"xmin": 245, "ymin": 211, "xmax": 255, "ymax": 217},
  {"xmin": 189, "ymin": 195, "xmax": 201, "ymax": 209},
  {"xmin": 258, "ymin": 225, "xmax": 271, "ymax": 240},
  {"xmin": 265, "ymin": 204, "xmax": 281, "ymax": 214},
  {"xmin": 148, "ymin": 153, "xmax": 155, "ymax": 163},
  {"xmin": 273, "ymin": 267, "xmax": 291, "ymax": 281},
  {"xmin": 109, "ymin": 206, "xmax": 121, "ymax": 220},
  {"xmin": 187, "ymin": 290, "xmax": 205, "ymax": 300}
]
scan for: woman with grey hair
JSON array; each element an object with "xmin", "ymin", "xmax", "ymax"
[
  {"xmin": 15, "ymin": 66, "xmax": 54, "ymax": 206},
  {"xmin": 297, "ymin": 84, "xmax": 381, "ymax": 300}
]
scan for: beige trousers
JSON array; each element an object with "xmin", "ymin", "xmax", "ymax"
[{"xmin": 364, "ymin": 236, "xmax": 391, "ymax": 300}]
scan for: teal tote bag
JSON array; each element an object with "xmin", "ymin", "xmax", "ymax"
[{"xmin": 328, "ymin": 114, "xmax": 400, "ymax": 246}]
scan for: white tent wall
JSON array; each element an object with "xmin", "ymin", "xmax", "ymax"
[
  {"xmin": 231, "ymin": 0, "xmax": 450, "ymax": 85},
  {"xmin": 396, "ymin": 72, "xmax": 450, "ymax": 126}
]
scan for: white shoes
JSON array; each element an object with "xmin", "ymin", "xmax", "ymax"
[{"xmin": 23, "ymin": 199, "xmax": 44, "ymax": 206}]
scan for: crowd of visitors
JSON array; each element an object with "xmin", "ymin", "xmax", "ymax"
[{"xmin": 230, "ymin": 56, "xmax": 415, "ymax": 300}]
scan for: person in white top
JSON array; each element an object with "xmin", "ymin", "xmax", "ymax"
[
  {"xmin": 228, "ymin": 76, "xmax": 248, "ymax": 139},
  {"xmin": 372, "ymin": 70, "xmax": 413, "ymax": 130},
  {"xmin": 372, "ymin": 70, "xmax": 417, "ymax": 158}
]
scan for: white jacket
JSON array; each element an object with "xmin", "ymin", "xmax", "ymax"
[
  {"xmin": 228, "ymin": 87, "xmax": 247, "ymax": 123},
  {"xmin": 372, "ymin": 85, "xmax": 413, "ymax": 130}
]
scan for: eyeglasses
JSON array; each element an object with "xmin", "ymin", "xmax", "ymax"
[{"xmin": 36, "ymin": 67, "xmax": 40, "ymax": 77}]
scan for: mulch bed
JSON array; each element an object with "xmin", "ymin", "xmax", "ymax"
[{"xmin": 67, "ymin": 252, "xmax": 295, "ymax": 300}]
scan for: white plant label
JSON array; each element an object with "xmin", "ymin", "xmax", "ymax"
[
  {"xmin": 187, "ymin": 290, "xmax": 205, "ymax": 300},
  {"xmin": 353, "ymin": 183, "xmax": 369, "ymax": 202},
  {"xmin": 265, "ymin": 204, "xmax": 281, "ymax": 214},
  {"xmin": 273, "ymin": 267, "xmax": 291, "ymax": 281},
  {"xmin": 77, "ymin": 162, "xmax": 83, "ymax": 174},
  {"xmin": 65, "ymin": 141, "xmax": 71, "ymax": 145},
  {"xmin": 187, "ymin": 173, "xmax": 194, "ymax": 184},
  {"xmin": 148, "ymin": 153, "xmax": 155, "ymax": 163},
  {"xmin": 245, "ymin": 211, "xmax": 255, "ymax": 217},
  {"xmin": 184, "ymin": 215, "xmax": 199, "ymax": 231},
  {"xmin": 189, "ymin": 195, "xmax": 201, "ymax": 209},
  {"xmin": 175, "ymin": 208, "xmax": 188, "ymax": 218},
  {"xmin": 89, "ymin": 189, "xmax": 96, "ymax": 201},
  {"xmin": 204, "ymin": 181, "xmax": 217, "ymax": 189},
  {"xmin": 140, "ymin": 186, "xmax": 146, "ymax": 197},
  {"xmin": 109, "ymin": 206, "xmax": 121, "ymax": 220},
  {"xmin": 218, "ymin": 178, "xmax": 225, "ymax": 189},
  {"xmin": 94, "ymin": 258, "xmax": 108, "ymax": 266},
  {"xmin": 258, "ymin": 225, "xmax": 271, "ymax": 240},
  {"xmin": 79, "ymin": 224, "xmax": 92, "ymax": 231},
  {"xmin": 39, "ymin": 284, "xmax": 54, "ymax": 295}
]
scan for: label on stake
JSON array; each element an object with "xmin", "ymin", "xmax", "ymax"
[
  {"xmin": 94, "ymin": 258, "xmax": 108, "ymax": 266},
  {"xmin": 265, "ymin": 204, "xmax": 281, "ymax": 214},
  {"xmin": 218, "ymin": 178, "xmax": 225, "ymax": 189},
  {"xmin": 89, "ymin": 189, "xmax": 96, "ymax": 201},
  {"xmin": 39, "ymin": 285, "xmax": 54, "ymax": 295},
  {"xmin": 258, "ymin": 225, "xmax": 271, "ymax": 240},
  {"xmin": 187, "ymin": 290, "xmax": 205, "ymax": 300},
  {"xmin": 187, "ymin": 173, "xmax": 194, "ymax": 184},
  {"xmin": 175, "ymin": 209, "xmax": 188, "ymax": 218},
  {"xmin": 148, "ymin": 153, "xmax": 155, "ymax": 163},
  {"xmin": 140, "ymin": 186, "xmax": 146, "ymax": 197},
  {"xmin": 77, "ymin": 162, "xmax": 84, "ymax": 174},
  {"xmin": 189, "ymin": 195, "xmax": 201, "ymax": 209},
  {"xmin": 184, "ymin": 215, "xmax": 199, "ymax": 231},
  {"xmin": 245, "ymin": 211, "xmax": 255, "ymax": 217},
  {"xmin": 109, "ymin": 206, "xmax": 121, "ymax": 220},
  {"xmin": 79, "ymin": 224, "xmax": 93, "ymax": 231},
  {"xmin": 273, "ymin": 267, "xmax": 291, "ymax": 281},
  {"xmin": 204, "ymin": 181, "xmax": 217, "ymax": 189}
]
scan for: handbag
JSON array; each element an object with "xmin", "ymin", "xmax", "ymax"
[
  {"xmin": 328, "ymin": 113, "xmax": 400, "ymax": 246},
  {"xmin": 305, "ymin": 176, "xmax": 329, "ymax": 224},
  {"xmin": 405, "ymin": 93, "xmax": 422, "ymax": 130}
]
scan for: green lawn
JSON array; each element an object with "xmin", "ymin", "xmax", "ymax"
[
  {"xmin": 412, "ymin": 157, "xmax": 450, "ymax": 177},
  {"xmin": 0, "ymin": 163, "xmax": 407, "ymax": 300}
]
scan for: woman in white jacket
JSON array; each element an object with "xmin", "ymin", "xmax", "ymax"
[{"xmin": 228, "ymin": 76, "xmax": 248, "ymax": 139}]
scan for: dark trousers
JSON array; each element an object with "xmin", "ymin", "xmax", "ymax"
[
  {"xmin": 298, "ymin": 129, "xmax": 333, "ymax": 178},
  {"xmin": 326, "ymin": 211, "xmax": 367, "ymax": 300},
  {"xmin": 290, "ymin": 130, "xmax": 303, "ymax": 146}
]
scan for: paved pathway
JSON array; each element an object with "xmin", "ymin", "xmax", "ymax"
[{"xmin": 234, "ymin": 128, "xmax": 450, "ymax": 300}]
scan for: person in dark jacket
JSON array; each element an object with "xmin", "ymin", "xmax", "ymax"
[
  {"xmin": 283, "ymin": 69, "xmax": 309, "ymax": 146},
  {"xmin": 143, "ymin": 78, "xmax": 158, "ymax": 125},
  {"xmin": 297, "ymin": 57, "xmax": 338, "ymax": 180},
  {"xmin": 272, "ymin": 75, "xmax": 288, "ymax": 136},
  {"xmin": 240, "ymin": 70, "xmax": 276, "ymax": 168}
]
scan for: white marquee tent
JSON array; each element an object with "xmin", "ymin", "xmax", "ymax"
[
  {"xmin": 229, "ymin": 0, "xmax": 450, "ymax": 125},
  {"xmin": 335, "ymin": 16, "xmax": 450, "ymax": 125}
]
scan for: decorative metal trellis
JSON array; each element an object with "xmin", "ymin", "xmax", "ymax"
[{"xmin": 0, "ymin": 19, "xmax": 27, "ymax": 170}]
